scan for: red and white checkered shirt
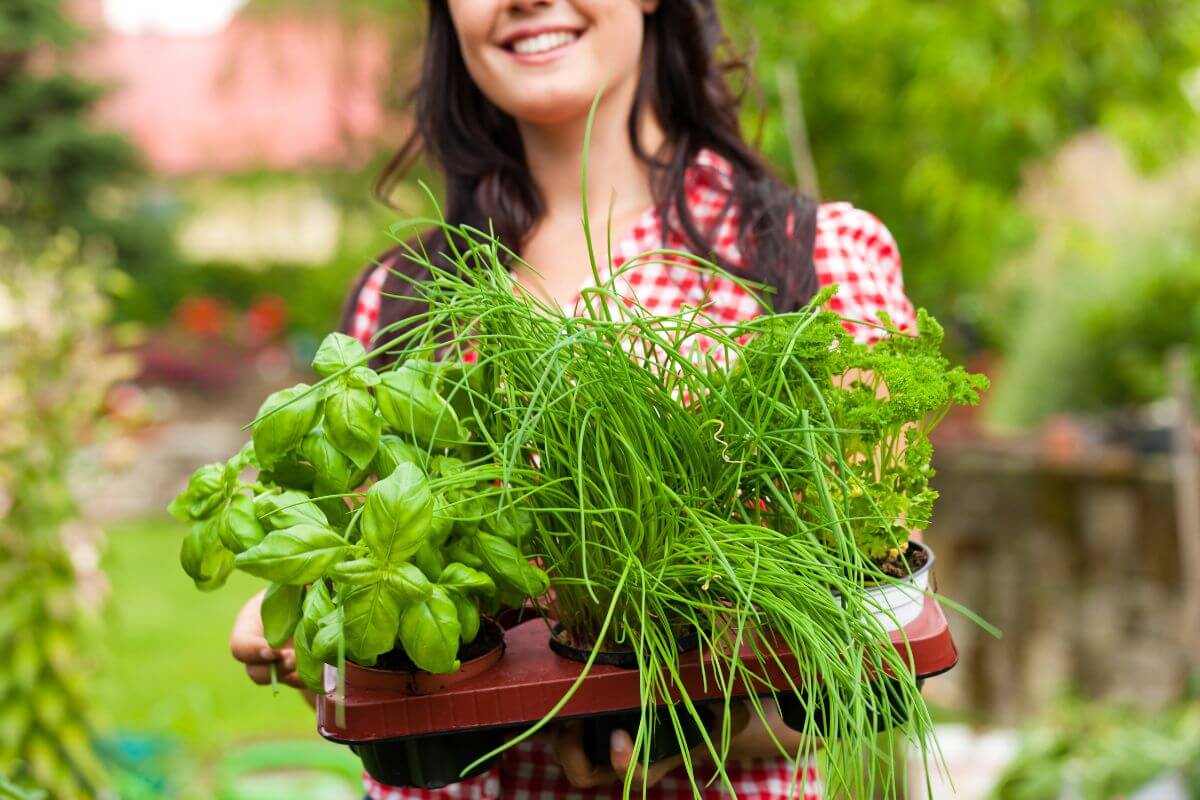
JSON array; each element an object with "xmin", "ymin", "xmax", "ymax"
[{"xmin": 350, "ymin": 150, "xmax": 913, "ymax": 800}]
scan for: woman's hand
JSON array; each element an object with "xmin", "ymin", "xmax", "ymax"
[
  {"xmin": 230, "ymin": 589, "xmax": 304, "ymax": 690},
  {"xmin": 543, "ymin": 702, "xmax": 750, "ymax": 791}
]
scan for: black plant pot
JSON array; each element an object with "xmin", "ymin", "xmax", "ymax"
[
  {"xmin": 776, "ymin": 677, "xmax": 925, "ymax": 737},
  {"xmin": 351, "ymin": 728, "xmax": 509, "ymax": 789}
]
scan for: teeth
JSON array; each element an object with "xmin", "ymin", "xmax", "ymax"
[{"xmin": 511, "ymin": 31, "xmax": 578, "ymax": 56}]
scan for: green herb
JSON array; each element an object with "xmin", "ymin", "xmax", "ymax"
[
  {"xmin": 171, "ymin": 330, "xmax": 545, "ymax": 690},
  {"xmin": 352, "ymin": 186, "xmax": 989, "ymax": 797}
]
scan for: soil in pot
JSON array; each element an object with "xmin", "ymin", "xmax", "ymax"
[
  {"xmin": 549, "ymin": 623, "xmax": 712, "ymax": 766},
  {"xmin": 873, "ymin": 541, "xmax": 930, "ymax": 580},
  {"xmin": 776, "ymin": 677, "xmax": 925, "ymax": 738},
  {"xmin": 351, "ymin": 728, "xmax": 510, "ymax": 789}
]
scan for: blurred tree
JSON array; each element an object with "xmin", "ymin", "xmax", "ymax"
[
  {"xmin": 986, "ymin": 221, "xmax": 1200, "ymax": 428},
  {"xmin": 0, "ymin": 0, "xmax": 175, "ymax": 283},
  {"xmin": 732, "ymin": 0, "xmax": 1200, "ymax": 343}
]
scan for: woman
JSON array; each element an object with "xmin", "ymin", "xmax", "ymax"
[{"xmin": 231, "ymin": 1, "xmax": 914, "ymax": 797}]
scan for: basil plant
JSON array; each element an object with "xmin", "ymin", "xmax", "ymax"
[{"xmin": 169, "ymin": 334, "xmax": 548, "ymax": 690}]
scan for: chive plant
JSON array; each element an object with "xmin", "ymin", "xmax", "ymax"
[{"xmin": 356, "ymin": 206, "xmax": 987, "ymax": 798}]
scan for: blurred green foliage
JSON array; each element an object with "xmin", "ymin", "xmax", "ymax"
[
  {"xmin": 0, "ymin": 0, "xmax": 177, "ymax": 284},
  {"xmin": 0, "ymin": 231, "xmax": 140, "ymax": 798},
  {"xmin": 100, "ymin": 518, "xmax": 315, "ymax": 759},
  {"xmin": 987, "ymin": 221, "xmax": 1200, "ymax": 427},
  {"xmin": 731, "ymin": 0, "xmax": 1200, "ymax": 341},
  {"xmin": 989, "ymin": 695, "xmax": 1200, "ymax": 799}
]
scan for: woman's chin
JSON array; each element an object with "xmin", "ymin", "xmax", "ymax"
[{"xmin": 491, "ymin": 78, "xmax": 612, "ymax": 129}]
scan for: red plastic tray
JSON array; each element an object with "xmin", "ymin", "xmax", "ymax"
[{"xmin": 317, "ymin": 596, "xmax": 957, "ymax": 744}]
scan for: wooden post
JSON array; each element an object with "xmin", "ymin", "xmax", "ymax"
[{"xmin": 1168, "ymin": 346, "xmax": 1200, "ymax": 671}]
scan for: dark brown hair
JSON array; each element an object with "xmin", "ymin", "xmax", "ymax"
[{"xmin": 346, "ymin": 0, "xmax": 818, "ymax": 342}]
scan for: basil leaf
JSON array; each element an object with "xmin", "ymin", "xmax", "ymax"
[
  {"xmin": 312, "ymin": 332, "xmax": 367, "ymax": 378},
  {"xmin": 377, "ymin": 368, "xmax": 466, "ymax": 448},
  {"xmin": 341, "ymin": 580, "xmax": 402, "ymax": 665},
  {"xmin": 329, "ymin": 557, "xmax": 380, "ymax": 587},
  {"xmin": 430, "ymin": 455, "xmax": 466, "ymax": 481},
  {"xmin": 385, "ymin": 562, "xmax": 434, "ymax": 602},
  {"xmin": 169, "ymin": 463, "xmax": 227, "ymax": 521},
  {"xmin": 316, "ymin": 496, "xmax": 351, "ymax": 530},
  {"xmin": 324, "ymin": 384, "xmax": 381, "ymax": 470},
  {"xmin": 292, "ymin": 624, "xmax": 325, "ymax": 693},
  {"xmin": 449, "ymin": 590, "xmax": 481, "ymax": 644},
  {"xmin": 261, "ymin": 583, "xmax": 304, "ymax": 648},
  {"xmin": 252, "ymin": 384, "xmax": 322, "ymax": 470},
  {"xmin": 218, "ymin": 493, "xmax": 265, "ymax": 554},
  {"xmin": 229, "ymin": 441, "xmax": 259, "ymax": 471},
  {"xmin": 398, "ymin": 587, "xmax": 461, "ymax": 674},
  {"xmin": 447, "ymin": 539, "xmax": 483, "ymax": 569},
  {"xmin": 483, "ymin": 504, "xmax": 533, "ymax": 544},
  {"xmin": 439, "ymin": 563, "xmax": 496, "ymax": 597},
  {"xmin": 412, "ymin": 542, "xmax": 445, "ymax": 582},
  {"xmin": 346, "ymin": 366, "xmax": 381, "ymax": 389},
  {"xmin": 332, "ymin": 559, "xmax": 431, "ymax": 601},
  {"xmin": 301, "ymin": 580, "xmax": 334, "ymax": 641},
  {"xmin": 233, "ymin": 524, "xmax": 348, "ymax": 585},
  {"xmin": 474, "ymin": 532, "xmax": 549, "ymax": 597},
  {"xmin": 301, "ymin": 429, "xmax": 355, "ymax": 495},
  {"xmin": 451, "ymin": 495, "xmax": 484, "ymax": 537},
  {"xmin": 258, "ymin": 453, "xmax": 316, "ymax": 491},
  {"xmin": 362, "ymin": 463, "xmax": 433, "ymax": 564},
  {"xmin": 430, "ymin": 494, "xmax": 454, "ymax": 546},
  {"xmin": 310, "ymin": 610, "xmax": 342, "ymax": 664},
  {"xmin": 255, "ymin": 491, "xmax": 327, "ymax": 531},
  {"xmin": 180, "ymin": 518, "xmax": 234, "ymax": 591},
  {"xmin": 332, "ymin": 560, "xmax": 433, "ymax": 664},
  {"xmin": 373, "ymin": 435, "xmax": 428, "ymax": 480}
]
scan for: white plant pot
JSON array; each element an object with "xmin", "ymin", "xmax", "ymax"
[{"xmin": 838, "ymin": 542, "xmax": 935, "ymax": 633}]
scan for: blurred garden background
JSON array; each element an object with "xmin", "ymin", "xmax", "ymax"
[{"xmin": 4, "ymin": 0, "xmax": 1200, "ymax": 797}]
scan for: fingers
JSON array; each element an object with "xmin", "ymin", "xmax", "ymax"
[
  {"xmin": 231, "ymin": 589, "xmax": 284, "ymax": 666},
  {"xmin": 610, "ymin": 730, "xmax": 684, "ymax": 790},
  {"xmin": 231, "ymin": 637, "xmax": 281, "ymax": 665},
  {"xmin": 244, "ymin": 649, "xmax": 298, "ymax": 686},
  {"xmin": 610, "ymin": 703, "xmax": 747, "ymax": 790},
  {"xmin": 549, "ymin": 722, "xmax": 618, "ymax": 789},
  {"xmin": 231, "ymin": 590, "xmax": 306, "ymax": 692},
  {"xmin": 245, "ymin": 663, "xmax": 305, "ymax": 689}
]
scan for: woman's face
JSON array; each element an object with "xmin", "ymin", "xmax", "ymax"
[{"xmin": 446, "ymin": 0, "xmax": 658, "ymax": 127}]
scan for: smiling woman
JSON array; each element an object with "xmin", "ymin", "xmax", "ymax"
[{"xmin": 229, "ymin": 1, "xmax": 921, "ymax": 798}]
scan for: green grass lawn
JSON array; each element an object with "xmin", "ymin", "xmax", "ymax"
[{"xmin": 99, "ymin": 516, "xmax": 358, "ymax": 796}]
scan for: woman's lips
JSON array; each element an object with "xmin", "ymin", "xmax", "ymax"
[{"xmin": 500, "ymin": 27, "xmax": 584, "ymax": 64}]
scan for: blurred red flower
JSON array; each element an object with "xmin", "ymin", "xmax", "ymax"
[
  {"xmin": 244, "ymin": 294, "xmax": 289, "ymax": 343},
  {"xmin": 175, "ymin": 296, "xmax": 227, "ymax": 337}
]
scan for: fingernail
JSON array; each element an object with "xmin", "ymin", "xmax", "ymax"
[
  {"xmin": 611, "ymin": 730, "xmax": 630, "ymax": 754},
  {"xmin": 260, "ymin": 648, "xmax": 274, "ymax": 660}
]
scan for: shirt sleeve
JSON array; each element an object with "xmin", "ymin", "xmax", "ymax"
[{"xmin": 813, "ymin": 202, "xmax": 916, "ymax": 344}]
